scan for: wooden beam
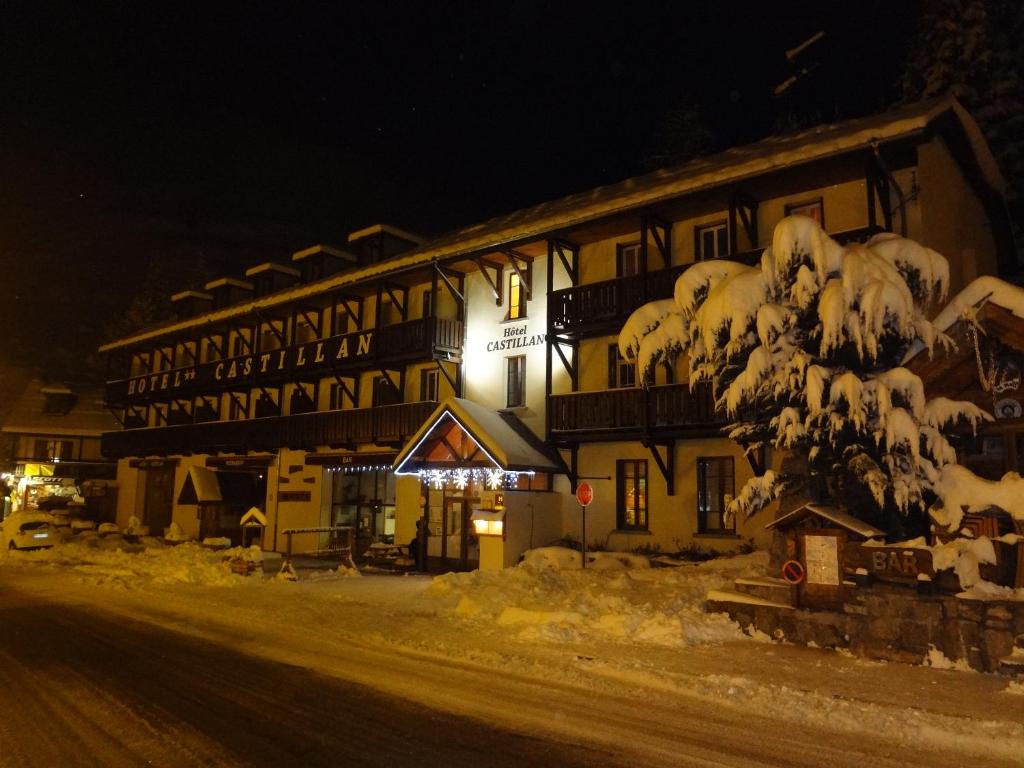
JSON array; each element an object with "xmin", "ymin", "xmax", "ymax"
[
  {"xmin": 550, "ymin": 238, "xmax": 579, "ymax": 286},
  {"xmin": 551, "ymin": 338, "xmax": 578, "ymax": 390},
  {"xmin": 435, "ymin": 359, "xmax": 457, "ymax": 392},
  {"xmin": 382, "ymin": 283, "xmax": 408, "ymax": 320},
  {"xmin": 475, "ymin": 258, "xmax": 503, "ymax": 305},
  {"xmin": 646, "ymin": 441, "xmax": 675, "ymax": 496},
  {"xmin": 436, "ymin": 264, "xmax": 465, "ymax": 305},
  {"xmin": 505, "ymin": 250, "xmax": 533, "ymax": 300}
]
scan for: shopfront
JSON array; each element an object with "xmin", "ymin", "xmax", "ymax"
[{"xmin": 308, "ymin": 452, "xmax": 397, "ymax": 557}]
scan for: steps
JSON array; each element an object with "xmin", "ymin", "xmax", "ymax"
[{"xmin": 733, "ymin": 576, "xmax": 798, "ymax": 607}]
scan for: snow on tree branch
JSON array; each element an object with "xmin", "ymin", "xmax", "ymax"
[{"xmin": 618, "ymin": 215, "xmax": 989, "ymax": 525}]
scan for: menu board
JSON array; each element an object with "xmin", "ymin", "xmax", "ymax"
[{"xmin": 804, "ymin": 535, "xmax": 840, "ymax": 585}]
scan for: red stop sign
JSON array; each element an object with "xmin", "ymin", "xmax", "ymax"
[{"xmin": 575, "ymin": 482, "xmax": 594, "ymax": 507}]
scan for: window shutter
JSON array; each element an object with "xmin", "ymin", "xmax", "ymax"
[{"xmin": 608, "ymin": 344, "xmax": 617, "ymax": 388}]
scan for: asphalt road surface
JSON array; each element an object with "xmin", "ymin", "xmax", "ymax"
[{"xmin": 0, "ymin": 586, "xmax": 623, "ymax": 768}]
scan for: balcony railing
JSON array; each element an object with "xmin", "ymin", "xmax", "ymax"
[
  {"xmin": 106, "ymin": 316, "xmax": 463, "ymax": 406},
  {"xmin": 548, "ymin": 227, "xmax": 883, "ymax": 339},
  {"xmin": 101, "ymin": 401, "xmax": 438, "ymax": 459},
  {"xmin": 548, "ymin": 383, "xmax": 722, "ymax": 441},
  {"xmin": 548, "ymin": 265, "xmax": 689, "ymax": 338}
]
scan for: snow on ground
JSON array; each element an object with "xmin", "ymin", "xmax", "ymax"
[
  {"xmin": 428, "ymin": 547, "xmax": 766, "ymax": 647},
  {"xmin": 3, "ymin": 541, "xmax": 1024, "ymax": 765}
]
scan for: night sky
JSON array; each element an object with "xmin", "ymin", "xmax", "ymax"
[{"xmin": 0, "ymin": 1, "xmax": 918, "ymax": 376}]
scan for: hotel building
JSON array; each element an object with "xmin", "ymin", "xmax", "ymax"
[{"xmin": 101, "ymin": 97, "xmax": 1016, "ymax": 569}]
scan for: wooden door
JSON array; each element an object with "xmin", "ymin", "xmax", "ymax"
[
  {"xmin": 143, "ymin": 465, "xmax": 175, "ymax": 536},
  {"xmin": 442, "ymin": 497, "xmax": 479, "ymax": 571}
]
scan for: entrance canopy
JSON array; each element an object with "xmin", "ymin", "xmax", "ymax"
[
  {"xmin": 393, "ymin": 398, "xmax": 564, "ymax": 482},
  {"xmin": 177, "ymin": 466, "xmax": 223, "ymax": 504}
]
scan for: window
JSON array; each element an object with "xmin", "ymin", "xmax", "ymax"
[
  {"xmin": 34, "ymin": 439, "xmax": 73, "ymax": 461},
  {"xmin": 422, "ymin": 288, "xmax": 436, "ymax": 319},
  {"xmin": 506, "ymin": 355, "xmax": 526, "ymax": 408},
  {"xmin": 420, "ymin": 368, "xmax": 439, "ymax": 402},
  {"xmin": 617, "ymin": 242, "xmax": 642, "ymax": 277},
  {"xmin": 373, "ymin": 375, "xmax": 400, "ymax": 407},
  {"xmin": 607, "ymin": 344, "xmax": 636, "ymax": 389},
  {"xmin": 697, "ymin": 457, "xmax": 736, "ymax": 534},
  {"xmin": 506, "ymin": 273, "xmax": 526, "ymax": 320},
  {"xmin": 695, "ymin": 222, "xmax": 729, "ymax": 261},
  {"xmin": 42, "ymin": 393, "xmax": 75, "ymax": 415},
  {"xmin": 616, "ymin": 460, "xmax": 648, "ymax": 530},
  {"xmin": 785, "ymin": 198, "xmax": 824, "ymax": 227}
]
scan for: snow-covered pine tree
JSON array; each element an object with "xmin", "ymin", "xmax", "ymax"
[{"xmin": 618, "ymin": 215, "xmax": 991, "ymax": 533}]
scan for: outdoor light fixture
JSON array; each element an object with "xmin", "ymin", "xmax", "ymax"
[{"xmin": 470, "ymin": 509, "xmax": 504, "ymax": 536}]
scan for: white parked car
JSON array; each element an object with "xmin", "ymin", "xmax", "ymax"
[{"xmin": 5, "ymin": 517, "xmax": 58, "ymax": 550}]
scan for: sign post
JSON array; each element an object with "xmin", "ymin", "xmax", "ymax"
[{"xmin": 575, "ymin": 482, "xmax": 594, "ymax": 568}]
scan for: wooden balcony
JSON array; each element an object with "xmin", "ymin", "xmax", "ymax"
[
  {"xmin": 548, "ymin": 265, "xmax": 688, "ymax": 339},
  {"xmin": 106, "ymin": 316, "xmax": 463, "ymax": 406},
  {"xmin": 548, "ymin": 383, "xmax": 723, "ymax": 443},
  {"xmin": 101, "ymin": 401, "xmax": 438, "ymax": 459},
  {"xmin": 547, "ymin": 227, "xmax": 882, "ymax": 340}
]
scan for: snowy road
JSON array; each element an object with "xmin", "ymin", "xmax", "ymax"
[
  {"xmin": 1, "ymin": 547, "xmax": 1023, "ymax": 768},
  {"xmin": 0, "ymin": 584, "xmax": 621, "ymax": 768}
]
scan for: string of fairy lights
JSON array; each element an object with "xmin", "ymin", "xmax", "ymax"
[{"xmin": 324, "ymin": 464, "xmax": 533, "ymax": 490}]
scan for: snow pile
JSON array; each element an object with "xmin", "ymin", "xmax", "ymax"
[
  {"xmin": 618, "ymin": 215, "xmax": 989, "ymax": 526},
  {"xmin": 521, "ymin": 546, "xmax": 652, "ymax": 570},
  {"xmin": 425, "ymin": 549, "xmax": 767, "ymax": 648},
  {"xmin": 931, "ymin": 464, "xmax": 1024, "ymax": 529},
  {"xmin": 923, "ymin": 645, "xmax": 973, "ymax": 672},
  {"xmin": 1, "ymin": 539, "xmax": 244, "ymax": 589}
]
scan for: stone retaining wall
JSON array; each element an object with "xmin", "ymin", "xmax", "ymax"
[{"xmin": 707, "ymin": 585, "xmax": 1024, "ymax": 671}]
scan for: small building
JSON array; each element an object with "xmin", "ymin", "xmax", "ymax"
[{"xmin": 0, "ymin": 379, "xmax": 118, "ymax": 513}]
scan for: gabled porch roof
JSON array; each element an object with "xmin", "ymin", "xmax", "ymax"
[{"xmin": 393, "ymin": 397, "xmax": 564, "ymax": 475}]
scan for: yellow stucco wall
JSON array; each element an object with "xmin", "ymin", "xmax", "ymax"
[
  {"xmin": 562, "ymin": 438, "xmax": 770, "ymax": 555},
  {"xmin": 917, "ymin": 135, "xmax": 999, "ymax": 297}
]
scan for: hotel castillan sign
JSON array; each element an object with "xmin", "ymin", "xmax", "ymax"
[{"xmin": 114, "ymin": 329, "xmax": 376, "ymax": 401}]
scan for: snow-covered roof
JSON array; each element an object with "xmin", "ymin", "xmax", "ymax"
[
  {"xmin": 244, "ymin": 262, "xmax": 301, "ymax": 278},
  {"xmin": 348, "ymin": 223, "xmax": 424, "ymax": 245},
  {"xmin": 765, "ymin": 504, "xmax": 885, "ymax": 539},
  {"xmin": 902, "ymin": 276, "xmax": 1024, "ymax": 364},
  {"xmin": 101, "ymin": 96, "xmax": 998, "ymax": 353},
  {"xmin": 393, "ymin": 397, "xmax": 563, "ymax": 474},
  {"xmin": 170, "ymin": 290, "xmax": 213, "ymax": 302},
  {"xmin": 204, "ymin": 277, "xmax": 253, "ymax": 291},
  {"xmin": 0, "ymin": 380, "xmax": 118, "ymax": 436},
  {"xmin": 291, "ymin": 244, "xmax": 358, "ymax": 262},
  {"xmin": 179, "ymin": 466, "xmax": 222, "ymax": 504}
]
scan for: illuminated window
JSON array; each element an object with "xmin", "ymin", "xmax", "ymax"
[
  {"xmin": 607, "ymin": 344, "xmax": 635, "ymax": 389},
  {"xmin": 507, "ymin": 273, "xmax": 526, "ymax": 320},
  {"xmin": 506, "ymin": 356, "xmax": 526, "ymax": 408},
  {"xmin": 785, "ymin": 198, "xmax": 824, "ymax": 227},
  {"xmin": 617, "ymin": 242, "xmax": 642, "ymax": 276},
  {"xmin": 697, "ymin": 457, "xmax": 735, "ymax": 533},
  {"xmin": 695, "ymin": 222, "xmax": 729, "ymax": 261},
  {"xmin": 616, "ymin": 460, "xmax": 647, "ymax": 530}
]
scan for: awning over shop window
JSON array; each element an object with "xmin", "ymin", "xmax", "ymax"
[
  {"xmin": 393, "ymin": 397, "xmax": 565, "ymax": 475},
  {"xmin": 177, "ymin": 466, "xmax": 223, "ymax": 504}
]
